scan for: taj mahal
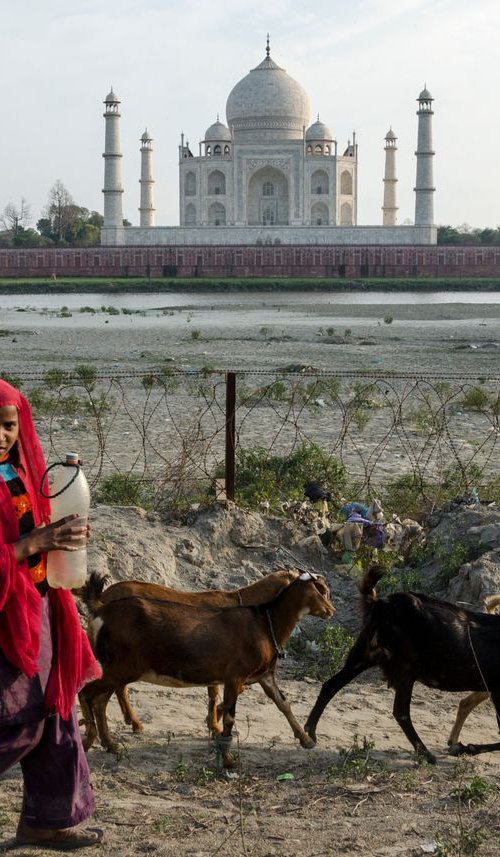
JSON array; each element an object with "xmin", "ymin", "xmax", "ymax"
[{"xmin": 101, "ymin": 39, "xmax": 437, "ymax": 247}]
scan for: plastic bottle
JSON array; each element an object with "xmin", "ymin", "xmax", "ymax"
[{"xmin": 45, "ymin": 453, "xmax": 90, "ymax": 589}]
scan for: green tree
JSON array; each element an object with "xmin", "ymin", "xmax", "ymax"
[{"xmin": 37, "ymin": 182, "xmax": 102, "ymax": 246}]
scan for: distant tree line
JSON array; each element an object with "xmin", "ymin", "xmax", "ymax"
[
  {"xmin": 437, "ymin": 224, "xmax": 500, "ymax": 245},
  {"xmin": 0, "ymin": 181, "xmax": 104, "ymax": 248}
]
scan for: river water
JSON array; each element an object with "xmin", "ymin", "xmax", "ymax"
[{"xmin": 1, "ymin": 290, "xmax": 500, "ymax": 313}]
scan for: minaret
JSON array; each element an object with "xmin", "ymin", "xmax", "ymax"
[
  {"xmin": 139, "ymin": 129, "xmax": 156, "ymax": 227},
  {"xmin": 414, "ymin": 86, "xmax": 435, "ymax": 226},
  {"xmin": 102, "ymin": 88, "xmax": 124, "ymax": 244},
  {"xmin": 382, "ymin": 128, "xmax": 398, "ymax": 226}
]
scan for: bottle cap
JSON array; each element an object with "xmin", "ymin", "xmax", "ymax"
[{"xmin": 65, "ymin": 453, "xmax": 80, "ymax": 465}]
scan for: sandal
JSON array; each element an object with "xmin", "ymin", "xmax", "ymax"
[{"xmin": 16, "ymin": 823, "xmax": 104, "ymax": 851}]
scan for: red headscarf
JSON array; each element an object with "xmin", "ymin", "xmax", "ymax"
[{"xmin": 0, "ymin": 379, "xmax": 101, "ymax": 720}]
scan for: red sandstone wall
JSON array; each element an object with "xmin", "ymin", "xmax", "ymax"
[{"xmin": 0, "ymin": 245, "xmax": 500, "ymax": 278}]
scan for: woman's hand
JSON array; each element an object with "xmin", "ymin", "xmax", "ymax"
[{"xmin": 13, "ymin": 514, "xmax": 90, "ymax": 563}]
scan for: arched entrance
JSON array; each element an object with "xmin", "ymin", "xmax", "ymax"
[{"xmin": 247, "ymin": 167, "xmax": 289, "ymax": 226}]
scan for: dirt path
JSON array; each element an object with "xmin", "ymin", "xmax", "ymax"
[{"xmin": 2, "ymin": 675, "xmax": 500, "ymax": 856}]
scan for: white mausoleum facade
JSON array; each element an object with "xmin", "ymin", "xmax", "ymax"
[{"xmin": 101, "ymin": 42, "xmax": 436, "ymax": 247}]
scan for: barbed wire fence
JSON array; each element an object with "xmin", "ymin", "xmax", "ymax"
[{"xmin": 5, "ymin": 366, "xmax": 500, "ymax": 514}]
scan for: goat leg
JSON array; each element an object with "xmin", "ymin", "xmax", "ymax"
[
  {"xmin": 259, "ymin": 672, "xmax": 315, "ymax": 749},
  {"xmin": 449, "ymin": 691, "xmax": 500, "ymax": 757},
  {"xmin": 78, "ymin": 689, "xmax": 98, "ymax": 751},
  {"xmin": 304, "ymin": 641, "xmax": 370, "ymax": 743},
  {"xmin": 207, "ymin": 685, "xmax": 223, "ymax": 735},
  {"xmin": 392, "ymin": 680, "xmax": 436, "ymax": 764},
  {"xmin": 219, "ymin": 682, "xmax": 240, "ymax": 769},
  {"xmin": 79, "ymin": 677, "xmax": 120, "ymax": 754},
  {"xmin": 94, "ymin": 687, "xmax": 120, "ymax": 753},
  {"xmin": 447, "ymin": 691, "xmax": 489, "ymax": 747},
  {"xmin": 116, "ymin": 686, "xmax": 144, "ymax": 733}
]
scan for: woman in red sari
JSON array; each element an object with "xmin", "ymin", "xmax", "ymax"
[{"xmin": 0, "ymin": 379, "xmax": 102, "ymax": 850}]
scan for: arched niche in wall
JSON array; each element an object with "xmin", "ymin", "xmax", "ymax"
[
  {"xmin": 311, "ymin": 169, "xmax": 329, "ymax": 195},
  {"xmin": 208, "ymin": 202, "xmax": 226, "ymax": 226},
  {"xmin": 311, "ymin": 201, "xmax": 329, "ymax": 225},
  {"xmin": 340, "ymin": 170, "xmax": 353, "ymax": 195},
  {"xmin": 208, "ymin": 170, "xmax": 226, "ymax": 196},
  {"xmin": 185, "ymin": 203, "xmax": 196, "ymax": 225},
  {"xmin": 185, "ymin": 171, "xmax": 197, "ymax": 196},
  {"xmin": 340, "ymin": 202, "xmax": 353, "ymax": 225},
  {"xmin": 247, "ymin": 166, "xmax": 289, "ymax": 226}
]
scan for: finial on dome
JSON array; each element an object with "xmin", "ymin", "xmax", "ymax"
[
  {"xmin": 266, "ymin": 33, "xmax": 270, "ymax": 58},
  {"xmin": 217, "ymin": 112, "xmax": 219, "ymax": 121},
  {"xmin": 317, "ymin": 113, "xmax": 320, "ymax": 122}
]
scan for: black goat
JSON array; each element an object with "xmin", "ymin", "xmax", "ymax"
[{"xmin": 305, "ymin": 566, "xmax": 500, "ymax": 763}]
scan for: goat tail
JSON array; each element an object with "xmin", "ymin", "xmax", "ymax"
[
  {"xmin": 359, "ymin": 566, "xmax": 385, "ymax": 617},
  {"xmin": 484, "ymin": 594, "xmax": 500, "ymax": 615},
  {"xmin": 80, "ymin": 571, "xmax": 110, "ymax": 616}
]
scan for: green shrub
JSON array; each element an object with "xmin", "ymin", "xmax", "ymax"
[
  {"xmin": 461, "ymin": 386, "xmax": 490, "ymax": 412},
  {"xmin": 44, "ymin": 369, "xmax": 69, "ymax": 389},
  {"xmin": 451, "ymin": 775, "xmax": 497, "ymax": 805},
  {"xmin": 317, "ymin": 624, "xmax": 354, "ymax": 677},
  {"xmin": 95, "ymin": 473, "xmax": 151, "ymax": 508},
  {"xmin": 326, "ymin": 735, "xmax": 384, "ymax": 782},
  {"xmin": 435, "ymin": 540, "xmax": 481, "ymax": 586},
  {"xmin": 234, "ymin": 442, "xmax": 347, "ymax": 508},
  {"xmin": 383, "ymin": 314, "xmax": 394, "ymax": 324},
  {"xmin": 377, "ymin": 564, "xmax": 433, "ymax": 595},
  {"xmin": 0, "ymin": 373, "xmax": 23, "ymax": 389},
  {"xmin": 74, "ymin": 364, "xmax": 97, "ymax": 391},
  {"xmin": 28, "ymin": 388, "xmax": 57, "ymax": 415}
]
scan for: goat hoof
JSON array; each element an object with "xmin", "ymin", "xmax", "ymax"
[
  {"xmin": 300, "ymin": 734, "xmax": 316, "ymax": 750},
  {"xmin": 416, "ymin": 750, "xmax": 436, "ymax": 765},
  {"xmin": 448, "ymin": 742, "xmax": 480, "ymax": 757},
  {"xmin": 131, "ymin": 722, "xmax": 144, "ymax": 733},
  {"xmin": 303, "ymin": 723, "xmax": 317, "ymax": 745},
  {"xmin": 222, "ymin": 753, "xmax": 236, "ymax": 769},
  {"xmin": 448, "ymin": 742, "xmax": 466, "ymax": 757}
]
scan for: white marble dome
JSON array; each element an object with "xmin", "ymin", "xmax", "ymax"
[
  {"xmin": 306, "ymin": 118, "xmax": 333, "ymax": 141},
  {"xmin": 418, "ymin": 87, "xmax": 433, "ymax": 101},
  {"xmin": 205, "ymin": 119, "xmax": 232, "ymax": 142},
  {"xmin": 105, "ymin": 88, "xmax": 119, "ymax": 103},
  {"xmin": 226, "ymin": 52, "xmax": 310, "ymax": 141}
]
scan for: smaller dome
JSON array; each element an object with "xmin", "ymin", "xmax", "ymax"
[
  {"xmin": 205, "ymin": 119, "xmax": 232, "ymax": 142},
  {"xmin": 306, "ymin": 118, "xmax": 333, "ymax": 141},
  {"xmin": 105, "ymin": 87, "xmax": 119, "ymax": 103},
  {"xmin": 418, "ymin": 86, "xmax": 433, "ymax": 101},
  {"xmin": 141, "ymin": 128, "xmax": 152, "ymax": 142},
  {"xmin": 385, "ymin": 128, "xmax": 397, "ymax": 140}
]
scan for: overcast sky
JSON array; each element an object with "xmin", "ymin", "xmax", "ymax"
[{"xmin": 1, "ymin": 0, "xmax": 498, "ymax": 229}]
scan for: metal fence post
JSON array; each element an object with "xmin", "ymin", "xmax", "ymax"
[{"xmin": 225, "ymin": 372, "xmax": 236, "ymax": 501}]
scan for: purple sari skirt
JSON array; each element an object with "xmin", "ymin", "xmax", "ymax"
[{"xmin": 0, "ymin": 595, "xmax": 95, "ymax": 828}]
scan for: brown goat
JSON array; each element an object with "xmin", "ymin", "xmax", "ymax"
[
  {"xmin": 80, "ymin": 572, "xmax": 334, "ymax": 766},
  {"xmin": 305, "ymin": 567, "xmax": 500, "ymax": 764},
  {"xmin": 83, "ymin": 568, "xmax": 300, "ymax": 740},
  {"xmin": 447, "ymin": 594, "xmax": 500, "ymax": 747}
]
